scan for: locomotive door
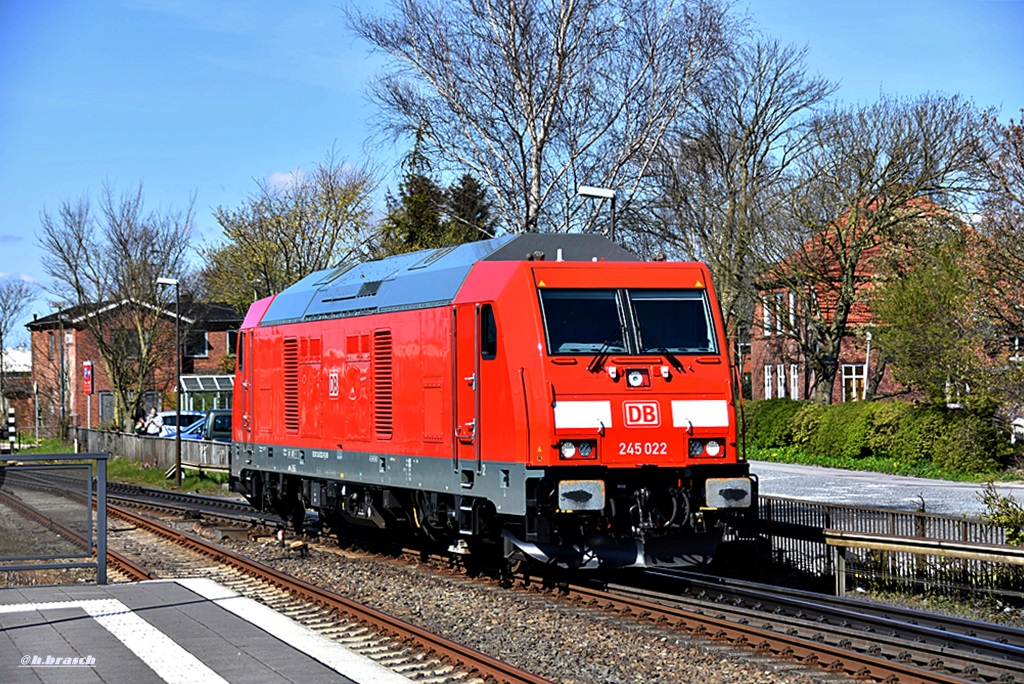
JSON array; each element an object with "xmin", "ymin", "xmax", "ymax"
[
  {"xmin": 239, "ymin": 331, "xmax": 253, "ymax": 447},
  {"xmin": 452, "ymin": 304, "xmax": 479, "ymax": 474},
  {"xmin": 453, "ymin": 303, "xmax": 498, "ymax": 477}
]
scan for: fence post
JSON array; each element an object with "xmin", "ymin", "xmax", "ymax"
[{"xmin": 833, "ymin": 545, "xmax": 846, "ymax": 596}]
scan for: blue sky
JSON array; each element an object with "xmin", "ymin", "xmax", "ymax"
[{"xmin": 1, "ymin": 0, "xmax": 1022, "ymax": 345}]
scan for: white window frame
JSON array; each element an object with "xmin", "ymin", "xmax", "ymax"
[
  {"xmin": 774, "ymin": 292, "xmax": 785, "ymax": 336},
  {"xmin": 841, "ymin": 363, "xmax": 866, "ymax": 402},
  {"xmin": 764, "ymin": 364, "xmax": 773, "ymax": 399},
  {"xmin": 790, "ymin": 364, "xmax": 800, "ymax": 401},
  {"xmin": 762, "ymin": 297, "xmax": 772, "ymax": 336},
  {"xmin": 777, "ymin": 363, "xmax": 785, "ymax": 398}
]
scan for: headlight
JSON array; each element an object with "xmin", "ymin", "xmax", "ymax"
[
  {"xmin": 558, "ymin": 440, "xmax": 597, "ymax": 460},
  {"xmin": 705, "ymin": 439, "xmax": 721, "ymax": 457},
  {"xmin": 627, "ymin": 370, "xmax": 645, "ymax": 387},
  {"xmin": 688, "ymin": 439, "xmax": 704, "ymax": 457}
]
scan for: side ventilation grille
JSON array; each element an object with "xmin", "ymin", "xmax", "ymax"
[
  {"xmin": 284, "ymin": 337, "xmax": 299, "ymax": 433},
  {"xmin": 373, "ymin": 330, "xmax": 393, "ymax": 440}
]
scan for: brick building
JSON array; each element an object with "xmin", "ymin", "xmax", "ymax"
[
  {"xmin": 747, "ymin": 201, "xmax": 951, "ymax": 404},
  {"xmin": 26, "ymin": 301, "xmax": 241, "ymax": 432}
]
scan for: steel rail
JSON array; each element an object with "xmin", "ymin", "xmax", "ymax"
[{"xmin": 563, "ymin": 581, "xmax": 1001, "ymax": 684}]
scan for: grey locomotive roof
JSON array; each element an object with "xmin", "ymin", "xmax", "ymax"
[{"xmin": 259, "ymin": 233, "xmax": 638, "ymax": 326}]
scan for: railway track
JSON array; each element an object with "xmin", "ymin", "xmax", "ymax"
[
  {"xmin": 1, "ymin": 481, "xmax": 549, "ymax": 683},
  {"xmin": 561, "ymin": 569, "xmax": 1024, "ymax": 684},
  {"xmin": 8, "ymin": 473, "xmax": 1024, "ymax": 683},
  {"xmin": 105, "ymin": 503, "xmax": 551, "ymax": 684}
]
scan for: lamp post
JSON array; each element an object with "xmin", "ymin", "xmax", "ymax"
[
  {"xmin": 157, "ymin": 277, "xmax": 181, "ymax": 486},
  {"xmin": 577, "ymin": 185, "xmax": 617, "ymax": 242}
]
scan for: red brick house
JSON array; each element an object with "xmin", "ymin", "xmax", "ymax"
[
  {"xmin": 26, "ymin": 301, "xmax": 241, "ymax": 433},
  {"xmin": 748, "ymin": 200, "xmax": 955, "ymax": 404}
]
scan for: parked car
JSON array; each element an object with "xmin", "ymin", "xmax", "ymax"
[
  {"xmin": 180, "ymin": 409, "xmax": 232, "ymax": 442},
  {"xmin": 157, "ymin": 410, "xmax": 205, "ymax": 438}
]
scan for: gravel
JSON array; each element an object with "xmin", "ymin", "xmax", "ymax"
[{"xmin": 230, "ymin": 537, "xmax": 849, "ymax": 684}]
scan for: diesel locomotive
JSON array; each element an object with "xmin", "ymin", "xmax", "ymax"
[{"xmin": 230, "ymin": 234, "xmax": 755, "ymax": 569}]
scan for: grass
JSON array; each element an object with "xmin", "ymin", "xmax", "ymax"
[{"xmin": 9, "ymin": 437, "xmax": 231, "ymax": 496}]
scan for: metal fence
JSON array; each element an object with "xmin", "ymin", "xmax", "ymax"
[
  {"xmin": 73, "ymin": 428, "xmax": 229, "ymax": 472},
  {"xmin": 758, "ymin": 495, "xmax": 1023, "ymax": 598},
  {"xmin": 0, "ymin": 453, "xmax": 108, "ymax": 584}
]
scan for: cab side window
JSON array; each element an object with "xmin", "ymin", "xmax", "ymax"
[{"xmin": 481, "ymin": 304, "xmax": 497, "ymax": 360}]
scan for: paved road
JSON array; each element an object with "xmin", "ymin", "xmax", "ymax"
[{"xmin": 750, "ymin": 461, "xmax": 1024, "ymax": 518}]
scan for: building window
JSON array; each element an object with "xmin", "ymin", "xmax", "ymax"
[
  {"xmin": 184, "ymin": 330, "xmax": 208, "ymax": 358},
  {"xmin": 227, "ymin": 329, "xmax": 239, "ymax": 356},
  {"xmin": 762, "ymin": 298, "xmax": 772, "ymax": 337},
  {"xmin": 48, "ymin": 332, "xmax": 55, "ymax": 359},
  {"xmin": 790, "ymin": 364, "xmax": 800, "ymax": 401},
  {"xmin": 774, "ymin": 292, "xmax": 785, "ymax": 336},
  {"xmin": 112, "ymin": 330, "xmax": 140, "ymax": 359},
  {"xmin": 776, "ymin": 363, "xmax": 785, "ymax": 398},
  {"xmin": 764, "ymin": 364, "xmax": 773, "ymax": 399},
  {"xmin": 842, "ymin": 364, "xmax": 866, "ymax": 402},
  {"xmin": 99, "ymin": 391, "xmax": 115, "ymax": 424},
  {"xmin": 1010, "ymin": 335, "xmax": 1023, "ymax": 363},
  {"xmin": 789, "ymin": 291, "xmax": 796, "ymax": 330}
]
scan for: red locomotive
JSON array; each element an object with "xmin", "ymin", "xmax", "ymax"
[{"xmin": 230, "ymin": 234, "xmax": 754, "ymax": 569}]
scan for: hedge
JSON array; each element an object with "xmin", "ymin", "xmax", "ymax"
[{"xmin": 741, "ymin": 398, "xmax": 1011, "ymax": 474}]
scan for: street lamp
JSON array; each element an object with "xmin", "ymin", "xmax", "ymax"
[
  {"xmin": 157, "ymin": 277, "xmax": 181, "ymax": 486},
  {"xmin": 577, "ymin": 185, "xmax": 617, "ymax": 242}
]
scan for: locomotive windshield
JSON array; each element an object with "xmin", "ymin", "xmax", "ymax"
[{"xmin": 539, "ymin": 288, "xmax": 718, "ymax": 356}]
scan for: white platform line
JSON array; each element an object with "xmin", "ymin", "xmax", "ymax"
[
  {"xmin": 1, "ymin": 598, "xmax": 228, "ymax": 684},
  {"xmin": 176, "ymin": 577, "xmax": 412, "ymax": 684}
]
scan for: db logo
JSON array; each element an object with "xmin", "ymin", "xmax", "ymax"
[{"xmin": 623, "ymin": 401, "xmax": 660, "ymax": 427}]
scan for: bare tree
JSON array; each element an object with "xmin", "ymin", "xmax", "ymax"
[
  {"xmin": 201, "ymin": 153, "xmax": 376, "ymax": 311},
  {"xmin": 762, "ymin": 94, "xmax": 983, "ymax": 404},
  {"xmin": 647, "ymin": 38, "xmax": 835, "ymax": 340},
  {"xmin": 0, "ymin": 278, "xmax": 35, "ymax": 411},
  {"xmin": 348, "ymin": 0, "xmax": 738, "ymax": 234},
  {"xmin": 37, "ymin": 183, "xmax": 195, "ymax": 428}
]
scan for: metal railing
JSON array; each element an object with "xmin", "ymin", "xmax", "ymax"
[
  {"xmin": 0, "ymin": 452, "xmax": 108, "ymax": 584},
  {"xmin": 758, "ymin": 495, "xmax": 1023, "ymax": 598}
]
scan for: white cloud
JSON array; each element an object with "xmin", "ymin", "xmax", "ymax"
[{"xmin": 266, "ymin": 169, "xmax": 305, "ymax": 191}]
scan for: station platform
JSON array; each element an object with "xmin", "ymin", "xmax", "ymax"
[{"xmin": 0, "ymin": 578, "xmax": 413, "ymax": 684}]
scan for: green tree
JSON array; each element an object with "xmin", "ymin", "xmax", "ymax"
[
  {"xmin": 375, "ymin": 137, "xmax": 446, "ymax": 256},
  {"xmin": 872, "ymin": 231, "xmax": 989, "ymax": 407},
  {"xmin": 200, "ymin": 152, "xmax": 375, "ymax": 311},
  {"xmin": 445, "ymin": 173, "xmax": 494, "ymax": 243}
]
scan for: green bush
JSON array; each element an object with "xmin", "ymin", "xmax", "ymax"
[
  {"xmin": 807, "ymin": 401, "xmax": 879, "ymax": 460},
  {"xmin": 890, "ymin": 406, "xmax": 946, "ymax": 466},
  {"xmin": 743, "ymin": 395, "xmax": 1012, "ymax": 476},
  {"xmin": 790, "ymin": 402, "xmax": 825, "ymax": 447},
  {"xmin": 742, "ymin": 399, "xmax": 803, "ymax": 448},
  {"xmin": 865, "ymin": 400, "xmax": 914, "ymax": 457},
  {"xmin": 932, "ymin": 409, "xmax": 1005, "ymax": 474}
]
